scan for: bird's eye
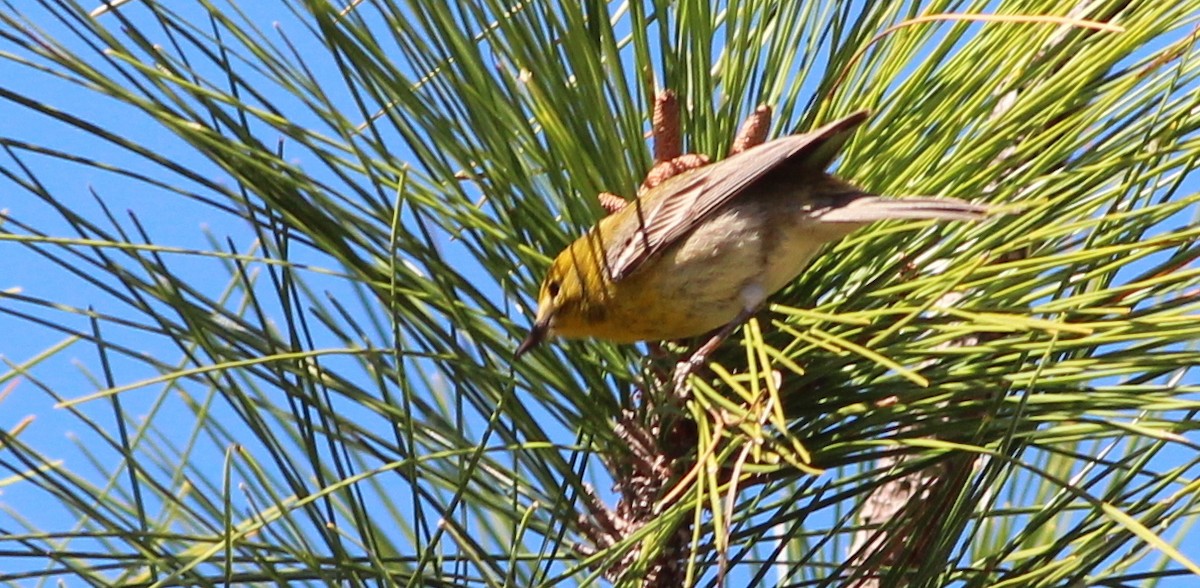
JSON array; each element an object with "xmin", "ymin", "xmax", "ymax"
[{"xmin": 547, "ymin": 280, "xmax": 560, "ymax": 298}]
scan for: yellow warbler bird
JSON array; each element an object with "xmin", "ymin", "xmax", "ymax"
[{"xmin": 516, "ymin": 111, "xmax": 989, "ymax": 359}]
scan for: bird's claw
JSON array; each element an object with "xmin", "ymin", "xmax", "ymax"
[{"xmin": 671, "ymin": 353, "xmax": 708, "ymax": 399}]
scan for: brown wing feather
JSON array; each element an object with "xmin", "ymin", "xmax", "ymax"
[{"xmin": 607, "ymin": 110, "xmax": 870, "ymax": 280}]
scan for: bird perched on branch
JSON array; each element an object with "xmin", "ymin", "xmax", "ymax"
[{"xmin": 517, "ymin": 109, "xmax": 990, "ymax": 376}]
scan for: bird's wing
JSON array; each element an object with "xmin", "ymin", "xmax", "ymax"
[{"xmin": 607, "ymin": 110, "xmax": 869, "ymax": 281}]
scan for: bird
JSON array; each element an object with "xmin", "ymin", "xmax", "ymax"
[{"xmin": 516, "ymin": 110, "xmax": 990, "ymax": 368}]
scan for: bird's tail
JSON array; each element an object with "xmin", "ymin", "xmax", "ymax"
[{"xmin": 817, "ymin": 193, "xmax": 991, "ymax": 222}]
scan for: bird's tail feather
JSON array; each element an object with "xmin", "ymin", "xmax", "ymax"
[{"xmin": 818, "ymin": 194, "xmax": 990, "ymax": 222}]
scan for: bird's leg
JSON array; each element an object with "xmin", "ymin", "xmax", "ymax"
[{"xmin": 671, "ymin": 305, "xmax": 760, "ymax": 397}]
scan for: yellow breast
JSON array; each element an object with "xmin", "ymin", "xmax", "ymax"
[{"xmin": 550, "ymin": 199, "xmax": 837, "ymax": 342}]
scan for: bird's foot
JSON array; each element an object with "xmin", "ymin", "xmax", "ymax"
[{"xmin": 671, "ymin": 352, "xmax": 708, "ymax": 400}]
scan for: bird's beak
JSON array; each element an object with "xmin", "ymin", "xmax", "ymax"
[{"xmin": 515, "ymin": 318, "xmax": 549, "ymax": 358}]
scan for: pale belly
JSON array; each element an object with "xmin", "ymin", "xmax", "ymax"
[{"xmin": 594, "ymin": 204, "xmax": 837, "ymax": 342}]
